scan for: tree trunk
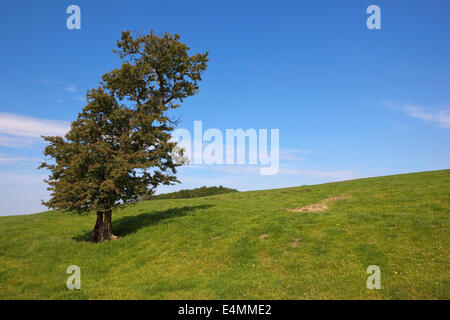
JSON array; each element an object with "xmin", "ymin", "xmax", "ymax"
[
  {"xmin": 91, "ymin": 212, "xmax": 105, "ymax": 243},
  {"xmin": 103, "ymin": 210, "xmax": 120, "ymax": 240},
  {"xmin": 90, "ymin": 210, "xmax": 120, "ymax": 243}
]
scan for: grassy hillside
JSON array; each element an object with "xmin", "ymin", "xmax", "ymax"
[{"xmin": 0, "ymin": 170, "xmax": 449, "ymax": 299}]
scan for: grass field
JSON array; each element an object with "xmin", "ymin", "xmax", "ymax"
[{"xmin": 0, "ymin": 170, "xmax": 449, "ymax": 299}]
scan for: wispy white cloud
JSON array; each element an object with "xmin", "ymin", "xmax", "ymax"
[
  {"xmin": 278, "ymin": 168, "xmax": 356, "ymax": 179},
  {"xmin": 38, "ymin": 79, "xmax": 63, "ymax": 86},
  {"xmin": 402, "ymin": 105, "xmax": 450, "ymax": 129},
  {"xmin": 0, "ymin": 113, "xmax": 70, "ymax": 138},
  {"xmin": 0, "ymin": 154, "xmax": 42, "ymax": 164},
  {"xmin": 72, "ymin": 95, "xmax": 86, "ymax": 102},
  {"xmin": 0, "ymin": 113, "xmax": 70, "ymax": 148},
  {"xmin": 0, "ymin": 135, "xmax": 37, "ymax": 148},
  {"xmin": 280, "ymin": 149, "xmax": 308, "ymax": 162},
  {"xmin": 65, "ymin": 84, "xmax": 77, "ymax": 93},
  {"xmin": 384, "ymin": 101, "xmax": 450, "ymax": 129},
  {"xmin": 190, "ymin": 164, "xmax": 357, "ymax": 180},
  {"xmin": 161, "ymin": 165, "xmax": 361, "ymax": 195},
  {"xmin": 38, "ymin": 80, "xmax": 84, "ymax": 103}
]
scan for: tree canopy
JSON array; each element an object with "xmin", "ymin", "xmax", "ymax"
[{"xmin": 40, "ymin": 30, "xmax": 208, "ymax": 242}]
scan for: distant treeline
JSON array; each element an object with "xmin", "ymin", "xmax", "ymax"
[{"xmin": 145, "ymin": 186, "xmax": 238, "ymax": 200}]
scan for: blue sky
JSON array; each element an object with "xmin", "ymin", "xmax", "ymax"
[{"xmin": 0, "ymin": 0, "xmax": 449, "ymax": 215}]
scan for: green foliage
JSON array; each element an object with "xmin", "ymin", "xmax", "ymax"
[
  {"xmin": 146, "ymin": 185, "xmax": 238, "ymax": 200},
  {"xmin": 0, "ymin": 170, "xmax": 449, "ymax": 299},
  {"xmin": 39, "ymin": 30, "xmax": 209, "ymax": 214}
]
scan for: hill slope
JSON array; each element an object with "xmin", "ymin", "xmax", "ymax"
[{"xmin": 0, "ymin": 170, "xmax": 449, "ymax": 299}]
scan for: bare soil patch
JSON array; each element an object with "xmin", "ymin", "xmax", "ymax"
[
  {"xmin": 286, "ymin": 195, "xmax": 349, "ymax": 213},
  {"xmin": 290, "ymin": 238, "xmax": 301, "ymax": 247}
]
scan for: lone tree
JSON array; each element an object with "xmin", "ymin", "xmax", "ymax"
[{"xmin": 40, "ymin": 31, "xmax": 208, "ymax": 242}]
